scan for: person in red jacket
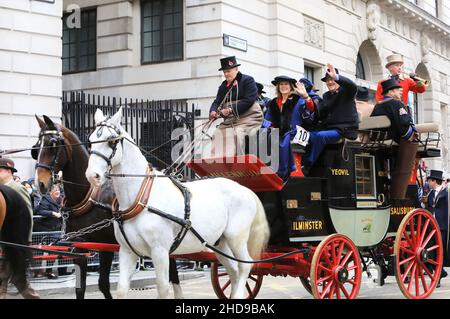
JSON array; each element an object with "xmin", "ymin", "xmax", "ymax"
[{"xmin": 375, "ymin": 54, "xmax": 426, "ymax": 107}]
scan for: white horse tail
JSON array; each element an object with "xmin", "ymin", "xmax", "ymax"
[{"xmin": 247, "ymin": 193, "xmax": 270, "ymax": 260}]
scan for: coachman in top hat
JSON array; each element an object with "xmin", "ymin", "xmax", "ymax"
[{"xmin": 209, "ymin": 56, "xmax": 263, "ymax": 157}]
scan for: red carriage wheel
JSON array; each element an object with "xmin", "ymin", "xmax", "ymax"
[
  {"xmin": 299, "ymin": 277, "xmax": 313, "ymax": 295},
  {"xmin": 394, "ymin": 209, "xmax": 443, "ymax": 299},
  {"xmin": 210, "ymin": 262, "xmax": 263, "ymax": 299},
  {"xmin": 310, "ymin": 234, "xmax": 362, "ymax": 299}
]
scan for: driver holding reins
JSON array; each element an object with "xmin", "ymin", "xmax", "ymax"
[{"xmin": 209, "ymin": 56, "xmax": 263, "ymax": 157}]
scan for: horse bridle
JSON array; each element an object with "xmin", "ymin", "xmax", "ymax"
[
  {"xmin": 33, "ymin": 129, "xmax": 69, "ymax": 185},
  {"xmin": 89, "ymin": 120, "xmax": 124, "ymax": 175}
]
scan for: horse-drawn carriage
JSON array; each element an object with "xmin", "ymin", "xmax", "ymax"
[
  {"xmin": 185, "ymin": 115, "xmax": 444, "ymax": 299},
  {"xmin": 23, "ymin": 109, "xmax": 445, "ymax": 300}
]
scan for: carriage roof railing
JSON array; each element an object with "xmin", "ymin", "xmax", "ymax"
[{"xmin": 347, "ymin": 116, "xmax": 441, "ymax": 152}]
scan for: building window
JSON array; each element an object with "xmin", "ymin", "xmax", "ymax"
[
  {"xmin": 141, "ymin": 0, "xmax": 183, "ymax": 64},
  {"xmin": 355, "ymin": 155, "xmax": 376, "ymax": 199},
  {"xmin": 62, "ymin": 9, "xmax": 97, "ymax": 74},
  {"xmin": 355, "ymin": 53, "xmax": 366, "ymax": 80},
  {"xmin": 304, "ymin": 66, "xmax": 315, "ymax": 84}
]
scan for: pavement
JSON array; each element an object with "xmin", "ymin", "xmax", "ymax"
[{"xmin": 9, "ymin": 267, "xmax": 206, "ymax": 298}]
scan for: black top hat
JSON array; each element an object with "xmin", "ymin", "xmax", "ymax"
[
  {"xmin": 356, "ymin": 86, "xmax": 370, "ymax": 101},
  {"xmin": 256, "ymin": 83, "xmax": 266, "ymax": 94},
  {"xmin": 271, "ymin": 76, "xmax": 297, "ymax": 86},
  {"xmin": 219, "ymin": 56, "xmax": 241, "ymax": 71},
  {"xmin": 381, "ymin": 78, "xmax": 402, "ymax": 95},
  {"xmin": 0, "ymin": 158, "xmax": 17, "ymax": 173},
  {"xmin": 427, "ymin": 170, "xmax": 444, "ymax": 181},
  {"xmin": 321, "ymin": 68, "xmax": 339, "ymax": 82}
]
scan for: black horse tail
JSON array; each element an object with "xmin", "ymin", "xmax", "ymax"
[{"xmin": 0, "ymin": 186, "xmax": 32, "ymax": 292}]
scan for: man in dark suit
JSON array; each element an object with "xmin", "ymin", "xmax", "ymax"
[
  {"xmin": 209, "ymin": 56, "xmax": 263, "ymax": 156},
  {"xmin": 426, "ymin": 170, "xmax": 449, "ymax": 287},
  {"xmin": 301, "ymin": 64, "xmax": 359, "ymax": 173},
  {"xmin": 370, "ymin": 78, "xmax": 417, "ymax": 143}
]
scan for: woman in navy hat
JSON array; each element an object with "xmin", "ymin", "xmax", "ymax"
[
  {"xmin": 256, "ymin": 82, "xmax": 271, "ymax": 114},
  {"xmin": 209, "ymin": 56, "xmax": 263, "ymax": 156},
  {"xmin": 263, "ymin": 76, "xmax": 311, "ymax": 178},
  {"xmin": 297, "ymin": 78, "xmax": 321, "ymax": 131}
]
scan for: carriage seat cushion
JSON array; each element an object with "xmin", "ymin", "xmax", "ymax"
[
  {"xmin": 414, "ymin": 122, "xmax": 439, "ymax": 134},
  {"xmin": 358, "ymin": 115, "xmax": 391, "ymax": 130}
]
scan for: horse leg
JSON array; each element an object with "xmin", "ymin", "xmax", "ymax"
[
  {"xmin": 9, "ymin": 266, "xmax": 40, "ymax": 299},
  {"xmin": 0, "ymin": 261, "xmax": 11, "ymax": 299},
  {"xmin": 74, "ymin": 256, "xmax": 88, "ymax": 299},
  {"xmin": 169, "ymin": 258, "xmax": 183, "ymax": 299},
  {"xmin": 98, "ymin": 251, "xmax": 114, "ymax": 299},
  {"xmin": 215, "ymin": 240, "xmax": 240, "ymax": 298},
  {"xmin": 150, "ymin": 247, "xmax": 171, "ymax": 299},
  {"xmin": 226, "ymin": 236, "xmax": 253, "ymax": 299},
  {"xmin": 6, "ymin": 247, "xmax": 40, "ymax": 299},
  {"xmin": 116, "ymin": 249, "xmax": 138, "ymax": 299}
]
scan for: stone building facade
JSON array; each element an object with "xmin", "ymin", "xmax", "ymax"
[
  {"xmin": 1, "ymin": 0, "xmax": 449, "ymax": 176},
  {"xmin": 0, "ymin": 0, "xmax": 62, "ymax": 178},
  {"xmin": 62, "ymin": 0, "xmax": 450, "ymax": 169}
]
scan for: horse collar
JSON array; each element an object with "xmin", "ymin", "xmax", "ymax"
[{"xmin": 112, "ymin": 165, "xmax": 154, "ymax": 221}]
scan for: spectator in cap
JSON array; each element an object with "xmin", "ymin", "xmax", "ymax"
[
  {"xmin": 209, "ymin": 56, "xmax": 263, "ymax": 156},
  {"xmin": 355, "ymin": 86, "xmax": 374, "ymax": 119},
  {"xmin": 0, "ymin": 158, "xmax": 33, "ymax": 241},
  {"xmin": 426, "ymin": 169, "xmax": 449, "ymax": 287},
  {"xmin": 256, "ymin": 82, "xmax": 271, "ymax": 114}
]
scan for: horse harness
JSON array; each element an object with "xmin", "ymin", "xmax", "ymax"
[
  {"xmin": 62, "ymin": 185, "xmax": 102, "ymax": 218},
  {"xmin": 92, "ymin": 120, "xmax": 193, "ymax": 257},
  {"xmin": 89, "ymin": 120, "xmax": 124, "ymax": 175},
  {"xmin": 33, "ymin": 129, "xmax": 70, "ymax": 185}
]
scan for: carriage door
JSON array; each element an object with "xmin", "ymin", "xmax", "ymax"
[{"xmin": 355, "ymin": 154, "xmax": 377, "ymax": 209}]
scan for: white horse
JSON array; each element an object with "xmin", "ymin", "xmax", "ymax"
[{"xmin": 85, "ymin": 108, "xmax": 270, "ymax": 299}]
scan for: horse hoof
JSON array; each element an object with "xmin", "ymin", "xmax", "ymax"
[{"xmin": 20, "ymin": 287, "xmax": 40, "ymax": 299}]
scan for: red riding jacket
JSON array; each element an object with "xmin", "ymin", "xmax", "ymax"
[{"xmin": 376, "ymin": 75, "xmax": 426, "ymax": 106}]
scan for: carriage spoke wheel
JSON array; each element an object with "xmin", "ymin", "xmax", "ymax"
[
  {"xmin": 394, "ymin": 209, "xmax": 443, "ymax": 299},
  {"xmin": 310, "ymin": 234, "xmax": 362, "ymax": 299},
  {"xmin": 210, "ymin": 262, "xmax": 263, "ymax": 299}
]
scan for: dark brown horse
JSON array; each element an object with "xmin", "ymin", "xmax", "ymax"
[
  {"xmin": 0, "ymin": 184, "xmax": 39, "ymax": 298},
  {"xmin": 34, "ymin": 115, "xmax": 181, "ymax": 299},
  {"xmin": 34, "ymin": 115, "xmax": 116, "ymax": 299}
]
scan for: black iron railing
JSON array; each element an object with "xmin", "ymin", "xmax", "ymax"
[{"xmin": 62, "ymin": 91, "xmax": 195, "ymax": 173}]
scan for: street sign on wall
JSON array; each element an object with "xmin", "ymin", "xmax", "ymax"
[{"xmin": 223, "ymin": 34, "xmax": 247, "ymax": 52}]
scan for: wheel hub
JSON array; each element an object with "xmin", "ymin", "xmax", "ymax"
[
  {"xmin": 334, "ymin": 267, "xmax": 349, "ymax": 283},
  {"xmin": 420, "ymin": 249, "xmax": 429, "ymax": 263}
]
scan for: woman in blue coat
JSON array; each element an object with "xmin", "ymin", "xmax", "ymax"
[{"xmin": 263, "ymin": 76, "xmax": 315, "ymax": 179}]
